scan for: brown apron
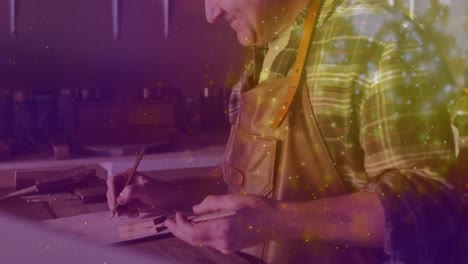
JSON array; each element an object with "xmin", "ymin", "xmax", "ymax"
[{"xmin": 222, "ymin": 77, "xmax": 377, "ymax": 263}]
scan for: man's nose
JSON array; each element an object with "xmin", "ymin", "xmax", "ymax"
[{"xmin": 205, "ymin": 0, "xmax": 222, "ymax": 23}]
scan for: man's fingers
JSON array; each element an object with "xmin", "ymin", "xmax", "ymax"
[
  {"xmin": 166, "ymin": 212, "xmax": 216, "ymax": 247},
  {"xmin": 106, "ymin": 188, "xmax": 116, "ymax": 211},
  {"xmin": 106, "ymin": 169, "xmax": 133, "ymax": 208},
  {"xmin": 166, "ymin": 212, "xmax": 232, "ymax": 251},
  {"xmin": 164, "ymin": 217, "xmax": 176, "ymax": 230},
  {"xmin": 193, "ymin": 194, "xmax": 247, "ymax": 214},
  {"xmin": 173, "ymin": 212, "xmax": 194, "ymax": 235},
  {"xmin": 106, "ymin": 169, "xmax": 159, "ymax": 215},
  {"xmin": 193, "ymin": 195, "xmax": 225, "ymax": 214},
  {"xmin": 134, "ymin": 174, "xmax": 149, "ymax": 185},
  {"xmin": 189, "ymin": 221, "xmax": 232, "ymax": 252},
  {"xmin": 165, "ymin": 212, "xmax": 194, "ymax": 243},
  {"xmin": 117, "ymin": 184, "xmax": 145, "ymax": 205},
  {"xmin": 117, "ymin": 207, "xmax": 140, "ymax": 218}
]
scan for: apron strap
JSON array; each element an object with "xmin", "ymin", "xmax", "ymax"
[{"xmin": 270, "ymin": 0, "xmax": 322, "ymax": 129}]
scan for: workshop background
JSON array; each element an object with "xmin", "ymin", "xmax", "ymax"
[{"xmin": 0, "ymin": 0, "xmax": 466, "ymax": 159}]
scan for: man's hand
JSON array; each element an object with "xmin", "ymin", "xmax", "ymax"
[
  {"xmin": 164, "ymin": 194, "xmax": 279, "ymax": 254},
  {"xmin": 106, "ymin": 169, "xmax": 174, "ymax": 217}
]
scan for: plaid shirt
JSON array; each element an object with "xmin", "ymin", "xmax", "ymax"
[{"xmin": 229, "ymin": 0, "xmax": 460, "ymax": 263}]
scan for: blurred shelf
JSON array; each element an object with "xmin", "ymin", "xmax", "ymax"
[{"xmin": 0, "ymin": 131, "xmax": 229, "ymax": 174}]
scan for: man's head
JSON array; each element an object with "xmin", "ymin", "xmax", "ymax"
[{"xmin": 205, "ymin": 0, "xmax": 308, "ymax": 46}]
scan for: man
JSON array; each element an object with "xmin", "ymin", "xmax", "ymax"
[{"xmin": 107, "ymin": 0, "xmax": 461, "ymax": 263}]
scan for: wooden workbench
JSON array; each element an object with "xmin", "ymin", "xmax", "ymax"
[{"xmin": 0, "ymin": 176, "xmax": 249, "ymax": 264}]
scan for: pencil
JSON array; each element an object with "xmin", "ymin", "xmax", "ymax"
[{"xmin": 110, "ymin": 147, "xmax": 146, "ymax": 220}]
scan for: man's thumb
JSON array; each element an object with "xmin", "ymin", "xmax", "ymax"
[
  {"xmin": 117, "ymin": 185, "xmax": 141, "ymax": 205},
  {"xmin": 193, "ymin": 195, "xmax": 224, "ymax": 214},
  {"xmin": 117, "ymin": 195, "xmax": 126, "ymax": 205}
]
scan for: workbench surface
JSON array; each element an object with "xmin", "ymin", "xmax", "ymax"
[{"xmin": 0, "ymin": 169, "xmax": 250, "ymax": 264}]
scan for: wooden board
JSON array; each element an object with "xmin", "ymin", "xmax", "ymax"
[
  {"xmin": 0, "ymin": 197, "xmax": 53, "ymax": 221},
  {"xmin": 42, "ymin": 211, "xmax": 250, "ymax": 264},
  {"xmin": 43, "ymin": 211, "xmax": 168, "ymax": 244},
  {"xmin": 0, "ymin": 212, "xmax": 172, "ymax": 264}
]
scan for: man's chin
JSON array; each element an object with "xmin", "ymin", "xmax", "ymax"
[
  {"xmin": 237, "ymin": 35, "xmax": 254, "ymax": 46},
  {"xmin": 236, "ymin": 31, "xmax": 264, "ymax": 46}
]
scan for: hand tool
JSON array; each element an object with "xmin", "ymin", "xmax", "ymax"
[
  {"xmin": 110, "ymin": 147, "xmax": 146, "ymax": 220},
  {"xmin": 1, "ymin": 173, "xmax": 90, "ymax": 200}
]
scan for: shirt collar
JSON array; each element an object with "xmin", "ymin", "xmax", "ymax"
[
  {"xmin": 291, "ymin": 0, "xmax": 340, "ymax": 32},
  {"xmin": 317, "ymin": 0, "xmax": 341, "ymax": 28}
]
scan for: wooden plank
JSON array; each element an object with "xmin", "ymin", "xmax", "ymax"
[
  {"xmin": 127, "ymin": 236, "xmax": 250, "ymax": 264},
  {"xmin": 43, "ymin": 211, "xmax": 151, "ymax": 244},
  {"xmin": 0, "ymin": 195, "xmax": 53, "ymax": 221},
  {"xmin": 42, "ymin": 211, "xmax": 249, "ymax": 264},
  {"xmin": 47, "ymin": 199, "xmax": 109, "ymax": 218},
  {"xmin": 0, "ymin": 211, "xmax": 172, "ymax": 264}
]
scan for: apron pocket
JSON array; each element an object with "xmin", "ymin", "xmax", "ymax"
[{"xmin": 223, "ymin": 128, "xmax": 279, "ymax": 197}]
